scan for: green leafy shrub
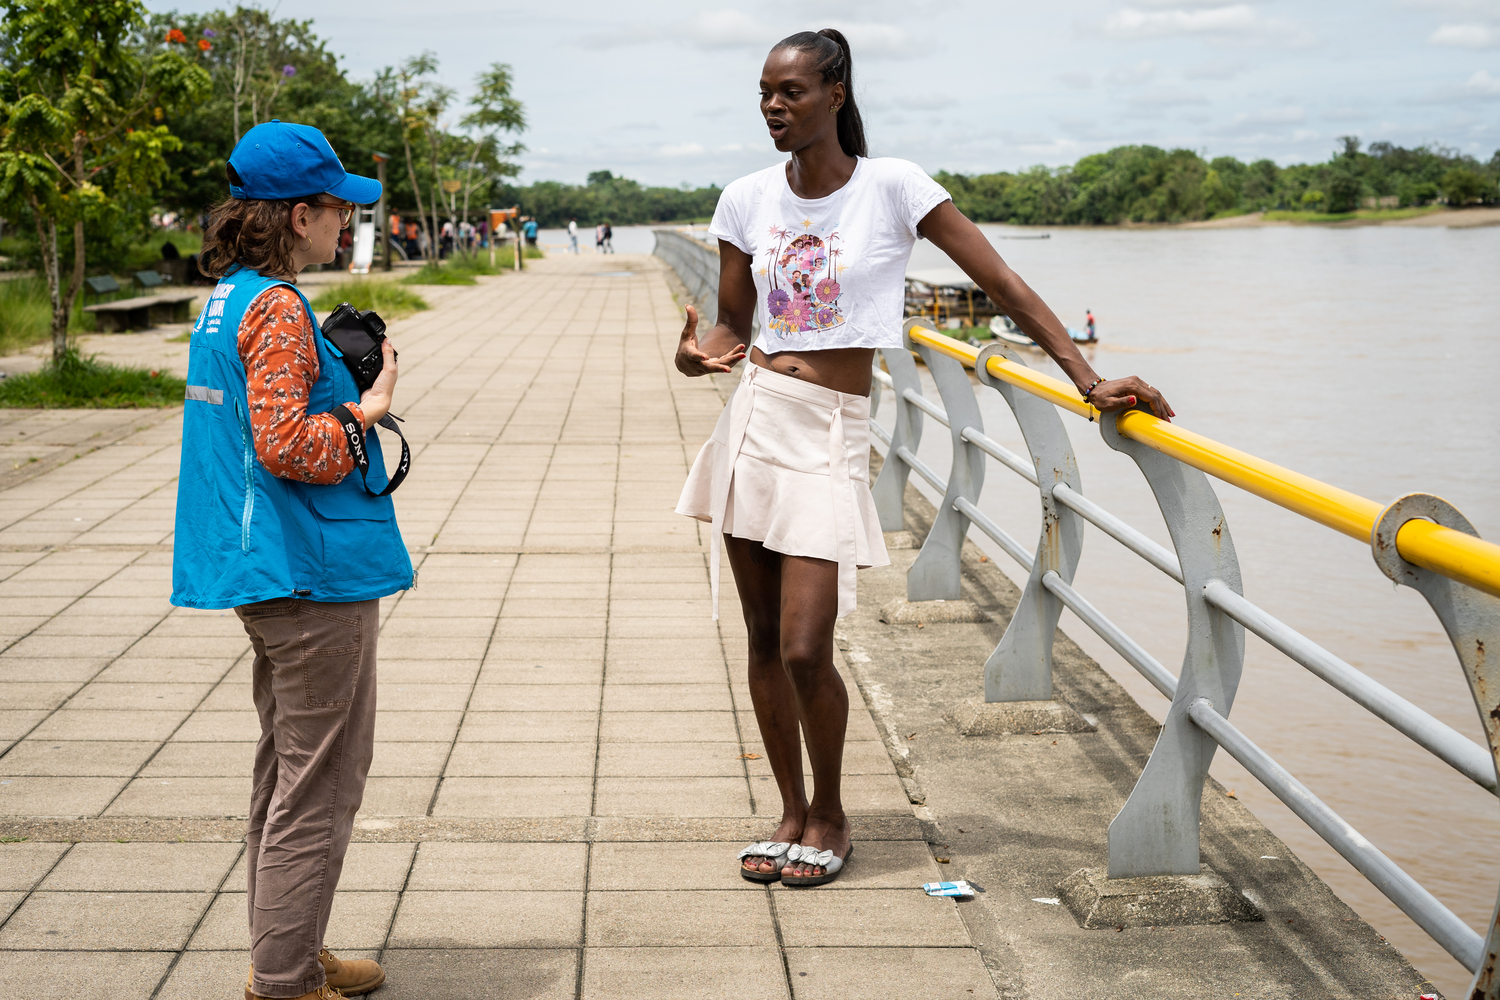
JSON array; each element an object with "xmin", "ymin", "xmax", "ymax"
[
  {"xmin": 401, "ymin": 263, "xmax": 476, "ymax": 286},
  {"xmin": 309, "ymin": 280, "xmax": 430, "ymax": 319},
  {"xmin": 1399, "ymin": 180, "xmax": 1441, "ymax": 207},
  {"xmin": 0, "ymin": 347, "xmax": 188, "ymax": 408}
]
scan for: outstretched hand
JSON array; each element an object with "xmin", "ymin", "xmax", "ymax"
[
  {"xmin": 674, "ymin": 305, "xmax": 746, "ymax": 377},
  {"xmin": 1087, "ymin": 375, "xmax": 1174, "ymax": 422}
]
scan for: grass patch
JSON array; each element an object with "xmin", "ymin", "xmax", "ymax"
[
  {"xmin": 309, "ymin": 280, "xmax": 430, "ymax": 319},
  {"xmin": 401, "ymin": 262, "xmax": 476, "ymax": 285},
  {"xmin": 1261, "ymin": 205, "xmax": 1446, "ymax": 224},
  {"xmin": 0, "ymin": 277, "xmax": 92, "ymax": 355},
  {"xmin": 0, "ymin": 346, "xmax": 187, "ymax": 408}
]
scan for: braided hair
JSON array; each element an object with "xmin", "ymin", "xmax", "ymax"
[{"xmin": 771, "ymin": 28, "xmax": 868, "ymax": 158}]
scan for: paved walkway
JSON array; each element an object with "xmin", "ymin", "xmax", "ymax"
[{"xmin": 0, "ymin": 254, "xmax": 991, "ymax": 998}]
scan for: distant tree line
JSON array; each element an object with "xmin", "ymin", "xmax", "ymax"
[
  {"xmin": 934, "ymin": 138, "xmax": 1500, "ymax": 225},
  {"xmin": 494, "ymin": 171, "xmax": 722, "ymax": 228}
]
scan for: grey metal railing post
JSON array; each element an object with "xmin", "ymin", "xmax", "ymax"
[
  {"xmin": 870, "ymin": 343, "xmax": 925, "ymax": 532},
  {"xmin": 1100, "ymin": 410, "xmax": 1247, "ymax": 877},
  {"xmin": 973, "ymin": 342, "xmax": 1084, "ymax": 702},
  {"xmin": 1371, "ymin": 493, "xmax": 1500, "ymax": 996},
  {"xmin": 906, "ymin": 319, "xmax": 986, "ymax": 601}
]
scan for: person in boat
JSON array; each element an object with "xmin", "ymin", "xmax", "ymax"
[
  {"xmin": 673, "ymin": 27, "xmax": 1173, "ymax": 889},
  {"xmin": 1086, "ymin": 309, "xmax": 1096, "ymax": 339}
]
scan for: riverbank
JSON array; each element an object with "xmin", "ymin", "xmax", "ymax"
[{"xmin": 1174, "ymin": 206, "xmax": 1500, "ymax": 229}]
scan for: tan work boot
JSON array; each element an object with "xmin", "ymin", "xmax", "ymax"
[
  {"xmin": 245, "ymin": 985, "xmax": 345, "ymax": 1000},
  {"xmin": 318, "ymin": 948, "xmax": 385, "ymax": 996},
  {"xmin": 245, "ymin": 949, "xmax": 384, "ymax": 998}
]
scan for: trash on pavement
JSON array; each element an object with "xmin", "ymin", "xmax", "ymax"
[{"xmin": 924, "ymin": 880, "xmax": 983, "ymax": 897}]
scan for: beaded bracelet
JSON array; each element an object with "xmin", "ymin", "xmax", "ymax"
[{"xmin": 1081, "ymin": 377, "xmax": 1104, "ymax": 402}]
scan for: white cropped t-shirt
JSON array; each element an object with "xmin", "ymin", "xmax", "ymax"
[{"xmin": 708, "ymin": 156, "xmax": 952, "ymax": 353}]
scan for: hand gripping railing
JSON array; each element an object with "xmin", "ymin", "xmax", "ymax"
[{"xmin": 869, "ymin": 318, "xmax": 1500, "ymax": 992}]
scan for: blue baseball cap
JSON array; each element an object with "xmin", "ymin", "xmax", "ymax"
[{"xmin": 227, "ymin": 119, "xmax": 381, "ymax": 205}]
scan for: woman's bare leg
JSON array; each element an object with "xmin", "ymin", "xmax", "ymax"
[
  {"xmin": 776, "ymin": 553, "xmax": 848, "ymax": 877},
  {"xmin": 725, "ymin": 536, "xmax": 806, "ymax": 874}
]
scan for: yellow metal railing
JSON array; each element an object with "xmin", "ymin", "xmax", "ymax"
[{"xmin": 906, "ymin": 325, "xmax": 1500, "ymax": 600}]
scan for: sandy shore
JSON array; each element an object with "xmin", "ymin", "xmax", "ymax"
[{"xmin": 1176, "ymin": 207, "xmax": 1500, "ymax": 229}]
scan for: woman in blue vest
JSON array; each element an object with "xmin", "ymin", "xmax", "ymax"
[{"xmin": 172, "ymin": 120, "xmax": 410, "ymax": 1000}]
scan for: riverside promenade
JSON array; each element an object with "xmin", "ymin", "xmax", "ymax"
[{"xmin": 0, "ymin": 253, "xmax": 1434, "ymax": 998}]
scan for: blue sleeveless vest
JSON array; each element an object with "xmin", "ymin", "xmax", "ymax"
[{"xmin": 171, "ymin": 268, "xmax": 413, "ymax": 609}]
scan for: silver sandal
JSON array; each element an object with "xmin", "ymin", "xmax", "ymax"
[
  {"xmin": 737, "ymin": 841, "xmax": 792, "ymax": 883},
  {"xmin": 781, "ymin": 842, "xmax": 853, "ymax": 888}
]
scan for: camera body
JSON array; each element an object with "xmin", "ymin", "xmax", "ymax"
[{"xmin": 320, "ymin": 302, "xmax": 390, "ymax": 394}]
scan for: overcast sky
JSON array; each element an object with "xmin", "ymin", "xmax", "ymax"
[{"xmin": 146, "ymin": 0, "xmax": 1500, "ymax": 187}]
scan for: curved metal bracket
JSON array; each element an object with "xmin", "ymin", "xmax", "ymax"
[
  {"xmin": 1100, "ymin": 410, "xmax": 1246, "ymax": 877},
  {"xmin": 870, "ymin": 326, "xmax": 927, "ymax": 532},
  {"xmin": 907, "ymin": 318, "xmax": 986, "ymax": 601},
  {"xmin": 974, "ymin": 341, "xmax": 1084, "ymax": 702},
  {"xmin": 1372, "ymin": 493, "xmax": 1500, "ymax": 998}
]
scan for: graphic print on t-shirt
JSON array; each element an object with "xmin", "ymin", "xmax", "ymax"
[{"xmin": 760, "ymin": 220, "xmax": 846, "ymax": 340}]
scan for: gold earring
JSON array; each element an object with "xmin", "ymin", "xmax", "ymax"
[
  {"xmin": 300, "ymin": 237, "xmax": 311, "ymax": 252},
  {"xmin": 831, "ymin": 106, "xmax": 840, "ymax": 114}
]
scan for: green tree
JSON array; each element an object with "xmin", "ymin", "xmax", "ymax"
[
  {"xmin": 1441, "ymin": 166, "xmax": 1492, "ymax": 206},
  {"xmin": 456, "ymin": 63, "xmax": 526, "ymax": 232},
  {"xmin": 0, "ymin": 0, "xmax": 209, "ymax": 362}
]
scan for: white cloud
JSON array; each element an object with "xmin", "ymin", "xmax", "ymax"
[
  {"xmin": 659, "ymin": 142, "xmax": 706, "ymax": 157},
  {"xmin": 579, "ymin": 12, "xmax": 915, "ymax": 59},
  {"xmin": 1127, "ymin": 86, "xmax": 1210, "ymax": 108},
  {"xmin": 890, "ymin": 93, "xmax": 958, "ymax": 111},
  {"xmin": 1101, "ymin": 5, "xmax": 1315, "ymax": 46},
  {"xmin": 681, "ymin": 11, "xmax": 778, "ymax": 49},
  {"xmin": 1057, "ymin": 70, "xmax": 1094, "ymax": 89},
  {"xmin": 1421, "ymin": 67, "xmax": 1500, "ymax": 100},
  {"xmin": 1184, "ymin": 59, "xmax": 1249, "ymax": 79},
  {"xmin": 1461, "ymin": 67, "xmax": 1500, "ymax": 92},
  {"xmin": 1210, "ymin": 104, "xmax": 1307, "ymax": 135},
  {"xmin": 1108, "ymin": 59, "xmax": 1158, "ymax": 84},
  {"xmin": 1429, "ymin": 23, "xmax": 1500, "ymax": 46}
]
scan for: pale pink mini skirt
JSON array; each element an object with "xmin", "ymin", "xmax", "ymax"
[{"xmin": 676, "ymin": 363, "xmax": 889, "ymax": 619}]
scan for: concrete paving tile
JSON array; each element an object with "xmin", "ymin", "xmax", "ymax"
[
  {"xmin": 127, "ymin": 636, "xmax": 248, "ymax": 659},
  {"xmin": 378, "ymin": 636, "xmax": 491, "ymax": 659},
  {"xmin": 41, "ymin": 842, "xmax": 241, "ymax": 891},
  {"xmin": 34, "ymin": 614, "xmax": 163, "ymax": 637},
  {"xmin": 66, "ymin": 681, "xmax": 211, "ymax": 711},
  {"xmin": 406, "ymin": 841, "xmax": 587, "ymax": 891},
  {"xmin": 92, "ymin": 657, "xmax": 232, "ymax": 684},
  {"xmin": 371, "ymin": 711, "xmax": 463, "ymax": 742},
  {"xmin": 0, "ymin": 658, "xmax": 108, "ymax": 683},
  {"xmin": 224, "ymin": 841, "xmax": 416, "ymax": 893},
  {"xmin": 141, "ymin": 741, "xmax": 252, "ymax": 776},
  {"xmin": 601, "ymin": 682, "xmax": 733, "ymax": 712},
  {"xmin": 0, "ymin": 739, "xmax": 159, "ymax": 776},
  {"xmin": 0, "ymin": 889, "xmax": 22, "ymax": 921},
  {"xmin": 588, "ymin": 842, "xmax": 760, "ymax": 891},
  {"xmin": 373, "ymin": 949, "xmax": 577, "ymax": 1000},
  {"xmin": 382, "ymin": 598, "xmax": 502, "ymax": 618},
  {"xmin": 604, "ymin": 660, "xmax": 727, "ymax": 684},
  {"xmin": 105, "ymin": 776, "xmax": 245, "ymax": 817},
  {"xmin": 466, "ymin": 683, "xmax": 600, "ymax": 712},
  {"xmin": 485, "ymin": 638, "xmax": 605, "ymax": 663},
  {"xmin": 0, "ymin": 950, "xmax": 174, "ymax": 1000},
  {"xmin": 0, "ymin": 841, "xmax": 71, "ymax": 889},
  {"xmin": 443, "ymin": 741, "xmax": 596, "ymax": 777},
  {"xmin": 595, "ymin": 741, "xmax": 745, "ymax": 778},
  {"xmin": 0, "ymin": 682, "xmax": 79, "ymax": 710},
  {"xmin": 0, "ymin": 890, "xmax": 211, "ymax": 949},
  {"xmin": 191, "ymin": 891, "xmax": 397, "ymax": 950},
  {"xmin": 477, "ymin": 660, "xmax": 602, "ymax": 685},
  {"xmin": 586, "ymin": 889, "xmax": 773, "ymax": 946},
  {"xmin": 154, "ymin": 950, "xmax": 252, "ymax": 1000},
  {"xmin": 3, "ymin": 635, "xmax": 138, "ymax": 659},
  {"xmin": 456, "ymin": 711, "xmax": 598, "ymax": 742},
  {"xmin": 772, "ymin": 889, "xmax": 971, "ymax": 946},
  {"xmin": 29, "ymin": 708, "xmax": 189, "ymax": 741},
  {"xmin": 0, "ymin": 709, "xmax": 50, "ymax": 739},
  {"xmin": 431, "ymin": 776, "xmax": 592, "ymax": 817},
  {"xmin": 580, "ymin": 946, "xmax": 788, "ymax": 1000},
  {"xmin": 741, "ymin": 741, "xmax": 895, "ymax": 777},
  {"xmin": 0, "ymin": 776, "xmax": 126, "ymax": 816},
  {"xmin": 767, "ymin": 840, "xmax": 943, "ymax": 891},
  {"xmin": 388, "ymin": 890, "xmax": 583, "ymax": 948},
  {"xmin": 380, "ymin": 616, "xmax": 495, "ymax": 638},
  {"xmin": 500, "ymin": 598, "xmax": 609, "ymax": 619},
  {"xmin": 358, "ymin": 776, "xmax": 439, "ymax": 816},
  {"xmin": 168, "ymin": 709, "xmax": 260, "ymax": 742},
  {"xmin": 372, "ymin": 682, "xmax": 474, "ymax": 711},
  {"xmin": 369, "ymin": 741, "xmax": 451, "ymax": 777},
  {"xmin": 782, "ymin": 947, "xmax": 994, "ymax": 999},
  {"xmin": 599, "ymin": 711, "xmax": 737, "ymax": 743},
  {"xmin": 374, "ymin": 659, "xmax": 481, "ymax": 684},
  {"xmin": 495, "ymin": 617, "xmax": 607, "ymax": 640},
  {"xmin": 593, "ymin": 777, "xmax": 753, "ymax": 817},
  {"xmin": 608, "ymin": 617, "xmax": 721, "ymax": 640}
]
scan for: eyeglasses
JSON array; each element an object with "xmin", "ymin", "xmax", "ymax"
[{"xmin": 308, "ymin": 197, "xmax": 356, "ymax": 229}]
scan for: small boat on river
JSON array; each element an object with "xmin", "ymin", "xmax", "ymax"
[{"xmin": 988, "ymin": 314, "xmax": 1097, "ymax": 346}]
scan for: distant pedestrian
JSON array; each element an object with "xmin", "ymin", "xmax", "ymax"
[
  {"xmin": 404, "ymin": 220, "xmax": 420, "ymax": 260},
  {"xmin": 673, "ymin": 28, "xmax": 1175, "ymax": 891},
  {"xmin": 523, "ymin": 217, "xmax": 538, "ymax": 248},
  {"xmin": 440, "ymin": 219, "xmax": 454, "ymax": 258},
  {"xmin": 595, "ymin": 222, "xmax": 605, "ymax": 253},
  {"xmin": 568, "ymin": 217, "xmax": 579, "ymax": 254},
  {"xmin": 602, "ymin": 221, "xmax": 614, "ymax": 253}
]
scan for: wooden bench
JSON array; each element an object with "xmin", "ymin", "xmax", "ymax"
[{"xmin": 83, "ymin": 290, "xmax": 198, "ymax": 332}]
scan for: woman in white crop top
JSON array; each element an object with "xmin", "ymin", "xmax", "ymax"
[{"xmin": 675, "ymin": 28, "xmax": 1174, "ymax": 887}]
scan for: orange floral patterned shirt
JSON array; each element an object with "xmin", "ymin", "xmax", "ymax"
[{"xmin": 237, "ymin": 287, "xmax": 364, "ymax": 484}]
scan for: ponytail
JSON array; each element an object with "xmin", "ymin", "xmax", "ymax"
[{"xmin": 772, "ymin": 28, "xmax": 868, "ymax": 158}]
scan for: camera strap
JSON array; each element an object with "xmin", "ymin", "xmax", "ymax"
[{"xmin": 331, "ymin": 405, "xmax": 410, "ymax": 497}]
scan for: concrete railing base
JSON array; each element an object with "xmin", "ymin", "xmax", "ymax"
[
  {"xmin": 880, "ymin": 598, "xmax": 991, "ymax": 625},
  {"xmin": 1058, "ymin": 864, "xmax": 1263, "ymax": 928},
  {"xmin": 945, "ymin": 697, "xmax": 1096, "ymax": 736}
]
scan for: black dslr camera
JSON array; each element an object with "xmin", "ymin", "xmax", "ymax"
[{"xmin": 321, "ymin": 302, "xmax": 393, "ymax": 394}]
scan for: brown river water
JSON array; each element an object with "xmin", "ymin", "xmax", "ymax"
[{"xmin": 887, "ymin": 221, "xmax": 1500, "ymax": 997}]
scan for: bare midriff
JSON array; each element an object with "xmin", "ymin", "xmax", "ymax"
[{"xmin": 750, "ymin": 345, "xmax": 876, "ymax": 397}]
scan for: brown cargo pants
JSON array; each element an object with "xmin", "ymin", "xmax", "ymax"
[{"xmin": 236, "ymin": 597, "xmax": 379, "ymax": 999}]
